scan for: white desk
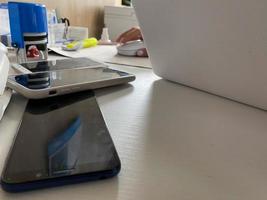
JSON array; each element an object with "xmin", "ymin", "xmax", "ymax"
[
  {"xmin": 1, "ymin": 63, "xmax": 267, "ymax": 199},
  {"xmin": 49, "ymin": 45, "xmax": 152, "ymax": 68}
]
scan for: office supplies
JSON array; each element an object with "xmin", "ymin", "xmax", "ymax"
[
  {"xmin": 0, "ymin": 3, "xmax": 11, "ymax": 46},
  {"xmin": 48, "ymin": 23, "xmax": 66, "ymax": 46},
  {"xmin": 1, "ymin": 91, "xmax": 121, "ymax": 192},
  {"xmin": 0, "ymin": 34, "xmax": 11, "ymax": 47},
  {"xmin": 0, "ymin": 42, "xmax": 9, "ymax": 95},
  {"xmin": 60, "ymin": 18, "xmax": 70, "ymax": 26},
  {"xmin": 61, "ymin": 18, "xmax": 70, "ymax": 41},
  {"xmin": 49, "ymin": 45, "xmax": 152, "ymax": 68},
  {"xmin": 133, "ymin": 0, "xmax": 267, "ymax": 110},
  {"xmin": 98, "ymin": 27, "xmax": 114, "ymax": 45},
  {"xmin": 8, "ymin": 2, "xmax": 48, "ymax": 63},
  {"xmin": 66, "ymin": 26, "xmax": 88, "ymax": 41},
  {"xmin": 0, "ymin": 89, "xmax": 12, "ymax": 122},
  {"xmin": 47, "ymin": 9, "xmax": 58, "ymax": 25},
  {"xmin": 117, "ymin": 40, "xmax": 146, "ymax": 56},
  {"xmin": 0, "ymin": 3, "xmax": 10, "ymax": 35},
  {"xmin": 0, "ymin": 41, "xmax": 7, "ymax": 54},
  {"xmin": 0, "ymin": 42, "xmax": 11, "ymax": 122},
  {"xmin": 62, "ymin": 38, "xmax": 98, "ymax": 51}
]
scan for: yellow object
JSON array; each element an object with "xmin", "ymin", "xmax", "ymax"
[
  {"xmin": 82, "ymin": 38, "xmax": 98, "ymax": 48},
  {"xmin": 65, "ymin": 38, "xmax": 98, "ymax": 51}
]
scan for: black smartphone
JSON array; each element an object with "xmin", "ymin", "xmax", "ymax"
[
  {"xmin": 18, "ymin": 57, "xmax": 106, "ymax": 72},
  {"xmin": 1, "ymin": 91, "xmax": 121, "ymax": 192}
]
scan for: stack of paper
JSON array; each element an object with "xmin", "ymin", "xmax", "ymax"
[
  {"xmin": 0, "ymin": 42, "xmax": 9, "ymax": 95},
  {"xmin": 0, "ymin": 42, "xmax": 11, "ymax": 121},
  {"xmin": 0, "ymin": 88, "xmax": 12, "ymax": 121}
]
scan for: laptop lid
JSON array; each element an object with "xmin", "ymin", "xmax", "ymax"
[{"xmin": 133, "ymin": 0, "xmax": 267, "ymax": 110}]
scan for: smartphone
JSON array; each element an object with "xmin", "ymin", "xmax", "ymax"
[
  {"xmin": 13, "ymin": 57, "xmax": 106, "ymax": 73},
  {"xmin": 7, "ymin": 67, "xmax": 135, "ymax": 99},
  {"xmin": 1, "ymin": 91, "xmax": 121, "ymax": 192}
]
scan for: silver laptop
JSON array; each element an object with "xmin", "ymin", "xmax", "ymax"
[{"xmin": 133, "ymin": 0, "xmax": 267, "ymax": 110}]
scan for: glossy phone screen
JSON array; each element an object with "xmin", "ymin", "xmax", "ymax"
[
  {"xmin": 19, "ymin": 57, "xmax": 105, "ymax": 73},
  {"xmin": 12, "ymin": 67, "xmax": 132, "ymax": 90},
  {"xmin": 2, "ymin": 91, "xmax": 120, "ymax": 184}
]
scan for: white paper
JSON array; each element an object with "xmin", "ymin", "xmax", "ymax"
[
  {"xmin": 0, "ymin": 88, "xmax": 12, "ymax": 121},
  {"xmin": 0, "ymin": 46, "xmax": 9, "ymax": 95},
  {"xmin": 49, "ymin": 45, "xmax": 152, "ymax": 69},
  {"xmin": 0, "ymin": 5, "xmax": 10, "ymax": 35}
]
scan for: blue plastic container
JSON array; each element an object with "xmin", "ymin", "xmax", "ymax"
[{"xmin": 8, "ymin": 2, "xmax": 48, "ymax": 48}]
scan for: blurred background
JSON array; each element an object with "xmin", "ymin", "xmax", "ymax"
[{"xmin": 0, "ymin": 0, "xmax": 136, "ymax": 39}]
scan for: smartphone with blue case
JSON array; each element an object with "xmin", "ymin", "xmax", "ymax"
[{"xmin": 0, "ymin": 91, "xmax": 121, "ymax": 192}]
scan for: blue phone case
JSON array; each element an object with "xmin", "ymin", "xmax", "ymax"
[{"xmin": 1, "ymin": 166, "xmax": 120, "ymax": 192}]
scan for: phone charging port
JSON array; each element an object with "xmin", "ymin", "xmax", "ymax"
[{"xmin": 49, "ymin": 90, "xmax": 57, "ymax": 95}]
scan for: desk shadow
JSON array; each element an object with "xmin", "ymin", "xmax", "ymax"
[
  {"xmin": 1, "ymin": 177, "xmax": 119, "ymax": 200},
  {"xmin": 145, "ymin": 78, "xmax": 267, "ymax": 136},
  {"xmin": 139, "ymin": 79, "xmax": 267, "ymax": 197},
  {"xmin": 144, "ymin": 79, "xmax": 267, "ymax": 158}
]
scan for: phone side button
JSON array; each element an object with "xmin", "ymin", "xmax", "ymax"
[{"xmin": 49, "ymin": 90, "xmax": 57, "ymax": 95}]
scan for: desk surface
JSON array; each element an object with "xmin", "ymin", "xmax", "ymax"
[
  {"xmin": 1, "ymin": 64, "xmax": 267, "ymax": 199},
  {"xmin": 49, "ymin": 45, "xmax": 152, "ymax": 69}
]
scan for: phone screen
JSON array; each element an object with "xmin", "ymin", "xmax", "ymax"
[
  {"xmin": 19, "ymin": 57, "xmax": 106, "ymax": 73},
  {"xmin": 2, "ymin": 91, "xmax": 120, "ymax": 184},
  {"xmin": 12, "ymin": 67, "xmax": 132, "ymax": 90}
]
